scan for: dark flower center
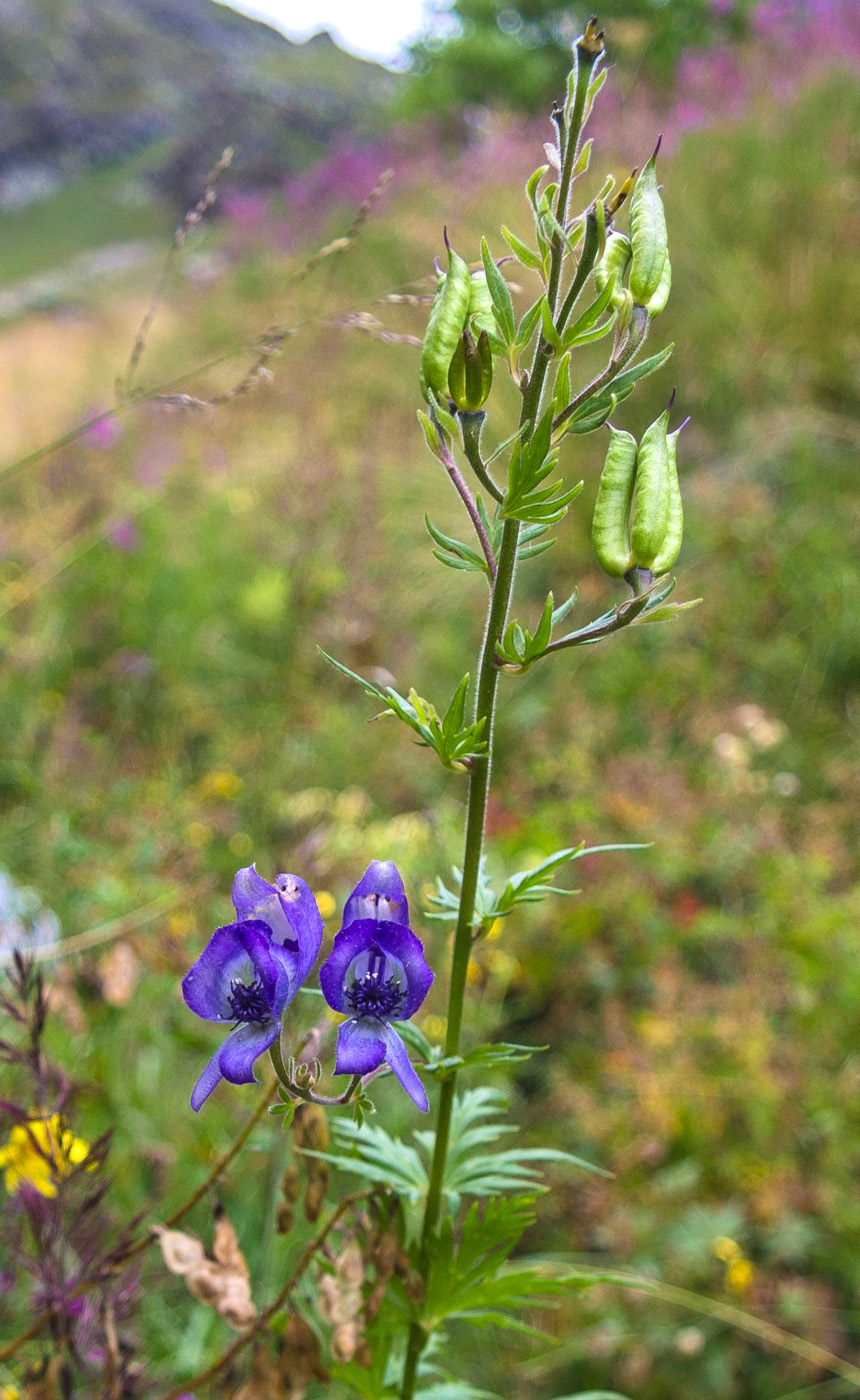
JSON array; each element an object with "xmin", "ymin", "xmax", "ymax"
[
  {"xmin": 344, "ymin": 947, "xmax": 406, "ymax": 1021},
  {"xmin": 228, "ymin": 978, "xmax": 269, "ymax": 1023}
]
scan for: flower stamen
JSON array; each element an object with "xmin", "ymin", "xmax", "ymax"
[{"xmin": 228, "ymin": 977, "xmax": 270, "ymax": 1023}]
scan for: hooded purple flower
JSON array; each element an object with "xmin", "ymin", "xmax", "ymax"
[
  {"xmin": 319, "ymin": 862, "xmax": 433, "ymax": 1112},
  {"xmin": 182, "ymin": 866, "xmax": 323, "ymax": 1111}
]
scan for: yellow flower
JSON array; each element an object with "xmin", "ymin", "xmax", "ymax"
[
  {"xmin": 725, "ymin": 1257, "xmax": 754, "ymax": 1294},
  {"xmin": 0, "ymin": 1115, "xmax": 91, "ymax": 1198},
  {"xmin": 314, "ymin": 891, "xmax": 337, "ymax": 921},
  {"xmin": 711, "ymin": 1235, "xmax": 742, "ymax": 1262},
  {"xmin": 199, "ymin": 770, "xmax": 243, "ymax": 802}
]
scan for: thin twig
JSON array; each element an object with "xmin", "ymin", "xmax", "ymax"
[
  {"xmin": 147, "ymin": 1191, "xmax": 372, "ymax": 1400},
  {"xmin": 0, "ymin": 1084, "xmax": 278, "ymax": 1365},
  {"xmin": 438, "ymin": 440, "xmax": 497, "ymax": 584}
]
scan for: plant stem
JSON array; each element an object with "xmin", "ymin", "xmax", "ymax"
[
  {"xmin": 399, "ymin": 41, "xmax": 605, "ymax": 1397},
  {"xmin": 438, "ymin": 439, "xmax": 498, "ymax": 582},
  {"xmin": 400, "ymin": 510, "xmax": 522, "ymax": 1400}
]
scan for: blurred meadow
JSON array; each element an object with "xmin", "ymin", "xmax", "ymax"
[{"xmin": 2, "ymin": 2, "xmax": 860, "ymax": 1397}]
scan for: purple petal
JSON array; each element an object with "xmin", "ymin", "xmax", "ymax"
[
  {"xmin": 319, "ymin": 918, "xmax": 433, "ymax": 1018},
  {"xmin": 342, "ymin": 861, "xmax": 409, "ymax": 929},
  {"xmin": 182, "ymin": 920, "xmax": 279, "ymax": 1022},
  {"xmin": 334, "ymin": 1018, "xmax": 386, "ymax": 1076},
  {"xmin": 381, "ymin": 1024, "xmax": 428, "ymax": 1112},
  {"xmin": 218, "ymin": 1020, "xmax": 279, "ymax": 1085},
  {"xmin": 232, "ymin": 865, "xmax": 277, "ymax": 920},
  {"xmin": 231, "ymin": 865, "xmax": 322, "ymax": 988},
  {"xmin": 273, "ymin": 873, "xmax": 324, "ymax": 986},
  {"xmin": 190, "ymin": 1049, "xmax": 224, "ymax": 1112}
]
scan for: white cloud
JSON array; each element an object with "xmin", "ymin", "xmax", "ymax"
[{"xmin": 220, "ymin": 0, "xmax": 447, "ymax": 67}]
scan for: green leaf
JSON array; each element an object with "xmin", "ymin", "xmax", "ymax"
[
  {"xmin": 572, "ymin": 137, "xmax": 593, "ymax": 177},
  {"xmin": 540, "ymin": 299, "xmax": 563, "ymax": 353},
  {"xmin": 417, "ymin": 410, "xmax": 442, "ymax": 459},
  {"xmin": 584, "ymin": 66, "xmax": 609, "ymax": 120},
  {"xmin": 421, "ymin": 1197, "xmax": 571, "ymax": 1333},
  {"xmin": 480, "ymin": 239, "xmax": 515, "ymax": 346},
  {"xmin": 501, "ymin": 225, "xmax": 543, "ymax": 272},
  {"xmin": 525, "ymin": 165, "xmax": 549, "ymax": 210},
  {"xmin": 320, "ymin": 652, "xmax": 486, "ymax": 771},
  {"xmin": 425, "ymin": 1042, "xmax": 544, "ymax": 1078},
  {"xmin": 496, "ymin": 592, "xmax": 553, "ymax": 670},
  {"xmin": 636, "ymin": 597, "xmax": 703, "ymax": 624},
  {"xmin": 425, "ymin": 514, "xmax": 490, "ymax": 577},
  {"xmin": 310, "ymin": 1119, "xmax": 428, "ymax": 1201},
  {"xmin": 571, "ymin": 344, "xmax": 674, "ymax": 424},
  {"xmin": 552, "ymin": 1393, "xmax": 633, "ymax": 1400},
  {"xmin": 417, "ymin": 1384, "xmax": 501, "ymax": 1400},
  {"xmin": 561, "ymin": 276, "xmax": 616, "ymax": 350},
  {"xmin": 515, "ymin": 296, "xmax": 547, "ymax": 354},
  {"xmin": 501, "ymin": 407, "xmax": 582, "ymax": 526}
]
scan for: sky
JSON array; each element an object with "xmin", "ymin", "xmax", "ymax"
[{"xmin": 222, "ymin": 0, "xmax": 448, "ymax": 66}]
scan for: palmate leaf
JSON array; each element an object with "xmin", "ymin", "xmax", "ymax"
[
  {"xmin": 421, "ymin": 1196, "xmax": 571, "ymax": 1334},
  {"xmin": 302, "ymin": 1117, "xmax": 428, "ymax": 1201},
  {"xmin": 309, "ymin": 1088, "xmax": 607, "ymax": 1232},
  {"xmin": 417, "ymin": 1088, "xmax": 610, "ymax": 1211},
  {"xmin": 425, "ymin": 514, "xmax": 490, "ymax": 577}
]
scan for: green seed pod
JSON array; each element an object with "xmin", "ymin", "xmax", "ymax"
[
  {"xmin": 420, "ymin": 241, "xmax": 472, "ymax": 402},
  {"xmin": 468, "ymin": 270, "xmax": 496, "ymax": 336},
  {"xmin": 650, "ymin": 426, "xmax": 683, "ymax": 572},
  {"xmin": 630, "ymin": 409, "xmax": 671, "ymax": 569},
  {"xmin": 592, "ymin": 426, "xmax": 637, "ymax": 578},
  {"xmin": 448, "ymin": 327, "xmax": 493, "ymax": 411},
  {"xmin": 646, "ymin": 255, "xmax": 672, "ymax": 317},
  {"xmin": 629, "ymin": 146, "xmax": 668, "ymax": 306},
  {"xmin": 594, "ymin": 232, "xmax": 632, "ymax": 310}
]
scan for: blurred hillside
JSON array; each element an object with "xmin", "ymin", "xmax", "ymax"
[{"xmin": 0, "ymin": 0, "xmax": 396, "ymax": 209}]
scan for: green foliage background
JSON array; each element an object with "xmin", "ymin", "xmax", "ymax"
[{"xmin": 1, "ymin": 45, "xmax": 860, "ymax": 1400}]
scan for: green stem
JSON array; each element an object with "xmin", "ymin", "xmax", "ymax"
[
  {"xmin": 269, "ymin": 1041, "xmax": 360, "ymax": 1106},
  {"xmin": 400, "ymin": 512, "xmax": 522, "ymax": 1400},
  {"xmin": 399, "ymin": 37, "xmax": 605, "ymax": 1399}
]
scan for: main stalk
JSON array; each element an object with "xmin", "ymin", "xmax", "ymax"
[{"xmin": 398, "ymin": 33, "xmax": 601, "ymax": 1395}]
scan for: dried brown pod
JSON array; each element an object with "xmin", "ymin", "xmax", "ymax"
[{"xmin": 155, "ymin": 1206, "xmax": 256, "ymax": 1332}]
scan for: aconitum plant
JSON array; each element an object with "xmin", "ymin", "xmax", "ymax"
[{"xmin": 176, "ymin": 18, "xmax": 699, "ymax": 1399}]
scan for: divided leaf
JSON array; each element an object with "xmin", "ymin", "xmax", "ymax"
[{"xmin": 320, "ymin": 652, "xmax": 486, "ymax": 772}]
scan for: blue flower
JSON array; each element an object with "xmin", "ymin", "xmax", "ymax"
[
  {"xmin": 182, "ymin": 866, "xmax": 323, "ymax": 1111},
  {"xmin": 319, "ymin": 862, "xmax": 433, "ymax": 1112}
]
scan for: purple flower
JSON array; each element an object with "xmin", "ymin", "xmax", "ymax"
[
  {"xmin": 319, "ymin": 862, "xmax": 433, "ymax": 1112},
  {"xmin": 182, "ymin": 866, "xmax": 323, "ymax": 1110}
]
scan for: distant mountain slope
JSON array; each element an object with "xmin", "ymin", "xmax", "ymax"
[{"xmin": 0, "ymin": 0, "xmax": 398, "ymax": 206}]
